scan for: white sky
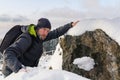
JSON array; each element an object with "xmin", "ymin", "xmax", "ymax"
[{"xmin": 0, "ymin": 0, "xmax": 120, "ymax": 38}]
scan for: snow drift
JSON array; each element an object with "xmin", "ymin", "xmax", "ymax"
[{"xmin": 2, "ymin": 67, "xmax": 90, "ymax": 80}]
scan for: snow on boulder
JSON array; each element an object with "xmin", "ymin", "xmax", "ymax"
[
  {"xmin": 73, "ymin": 57, "xmax": 95, "ymax": 71},
  {"xmin": 38, "ymin": 43, "xmax": 63, "ymax": 70},
  {"xmin": 3, "ymin": 67, "xmax": 90, "ymax": 80},
  {"xmin": 47, "ymin": 43, "xmax": 63, "ymax": 70}
]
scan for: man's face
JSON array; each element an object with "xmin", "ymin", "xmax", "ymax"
[{"xmin": 37, "ymin": 28, "xmax": 50, "ymax": 40}]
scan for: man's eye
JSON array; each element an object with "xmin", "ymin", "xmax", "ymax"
[{"xmin": 47, "ymin": 30, "xmax": 50, "ymax": 33}]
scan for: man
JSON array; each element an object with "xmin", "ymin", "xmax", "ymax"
[{"xmin": 2, "ymin": 18, "xmax": 79, "ymax": 77}]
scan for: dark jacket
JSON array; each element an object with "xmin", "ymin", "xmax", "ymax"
[{"xmin": 2, "ymin": 23, "xmax": 72, "ymax": 76}]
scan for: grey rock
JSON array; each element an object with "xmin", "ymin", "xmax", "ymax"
[{"xmin": 60, "ymin": 29, "xmax": 120, "ymax": 80}]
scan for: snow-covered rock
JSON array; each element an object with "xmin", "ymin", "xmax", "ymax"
[{"xmin": 60, "ymin": 29, "xmax": 120, "ymax": 80}]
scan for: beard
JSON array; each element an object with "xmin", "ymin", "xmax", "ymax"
[
  {"xmin": 38, "ymin": 35, "xmax": 47, "ymax": 40},
  {"xmin": 37, "ymin": 31, "xmax": 47, "ymax": 40},
  {"xmin": 41, "ymin": 36, "xmax": 46, "ymax": 40}
]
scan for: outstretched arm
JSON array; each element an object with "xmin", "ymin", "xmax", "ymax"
[{"xmin": 44, "ymin": 20, "xmax": 79, "ymax": 41}]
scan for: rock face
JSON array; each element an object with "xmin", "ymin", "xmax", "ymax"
[{"xmin": 60, "ymin": 29, "xmax": 120, "ymax": 80}]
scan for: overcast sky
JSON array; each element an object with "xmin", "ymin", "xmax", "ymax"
[{"xmin": 0, "ymin": 0, "xmax": 120, "ymax": 29}]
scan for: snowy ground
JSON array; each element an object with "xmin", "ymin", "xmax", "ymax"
[
  {"xmin": 0, "ymin": 72, "xmax": 3, "ymax": 79},
  {"xmin": 3, "ymin": 67, "xmax": 90, "ymax": 80}
]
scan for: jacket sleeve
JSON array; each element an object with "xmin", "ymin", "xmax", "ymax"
[
  {"xmin": 44, "ymin": 22, "xmax": 72, "ymax": 41},
  {"xmin": 3, "ymin": 33, "xmax": 32, "ymax": 73}
]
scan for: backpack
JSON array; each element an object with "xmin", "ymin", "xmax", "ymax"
[{"xmin": 0, "ymin": 25, "xmax": 24, "ymax": 53}]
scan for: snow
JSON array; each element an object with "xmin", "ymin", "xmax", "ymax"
[
  {"xmin": 38, "ymin": 43, "xmax": 63, "ymax": 70},
  {"xmin": 47, "ymin": 43, "xmax": 63, "ymax": 69},
  {"xmin": 2, "ymin": 67, "xmax": 90, "ymax": 80},
  {"xmin": 0, "ymin": 73, "xmax": 3, "ymax": 79},
  {"xmin": 73, "ymin": 57, "xmax": 95, "ymax": 71},
  {"xmin": 67, "ymin": 18, "xmax": 120, "ymax": 45},
  {"xmin": 38, "ymin": 54, "xmax": 52, "ymax": 69}
]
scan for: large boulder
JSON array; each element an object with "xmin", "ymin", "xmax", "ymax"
[{"xmin": 60, "ymin": 29, "xmax": 120, "ymax": 80}]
